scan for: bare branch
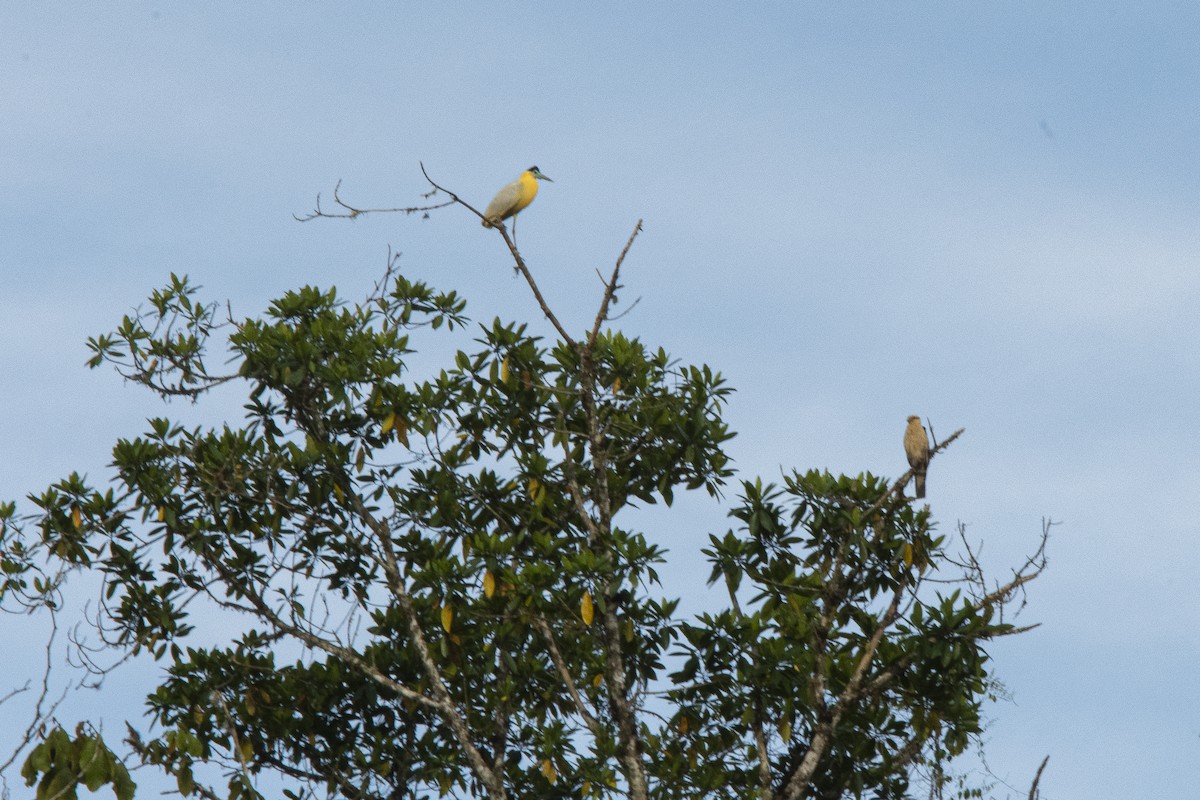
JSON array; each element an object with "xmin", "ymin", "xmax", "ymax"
[
  {"xmin": 0, "ymin": 681, "xmax": 30, "ymax": 708},
  {"xmin": 418, "ymin": 162, "xmax": 490, "ymax": 223},
  {"xmin": 294, "ymin": 178, "xmax": 454, "ymax": 222},
  {"xmin": 1027, "ymin": 755, "xmax": 1050, "ymax": 800},
  {"xmin": 0, "ymin": 609, "xmax": 71, "ymax": 775},
  {"xmin": 495, "ymin": 223, "xmax": 577, "ymax": 347},
  {"xmin": 974, "ymin": 570, "xmax": 1041, "ymax": 615},
  {"xmin": 589, "ymin": 220, "xmax": 643, "ymax": 347}
]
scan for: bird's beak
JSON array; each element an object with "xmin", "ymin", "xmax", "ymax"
[{"xmin": 538, "ymin": 173, "xmax": 553, "ymax": 182}]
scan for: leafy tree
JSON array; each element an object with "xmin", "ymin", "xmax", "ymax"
[{"xmin": 0, "ymin": 182, "xmax": 1045, "ymax": 800}]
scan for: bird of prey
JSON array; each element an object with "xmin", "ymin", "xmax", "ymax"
[
  {"xmin": 481, "ymin": 166, "xmax": 553, "ymax": 228},
  {"xmin": 904, "ymin": 415, "xmax": 929, "ymax": 499}
]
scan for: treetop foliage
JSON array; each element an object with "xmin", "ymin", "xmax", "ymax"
[{"xmin": 0, "ymin": 186, "xmax": 1045, "ymax": 800}]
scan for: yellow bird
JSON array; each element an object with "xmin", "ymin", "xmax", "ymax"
[
  {"xmin": 481, "ymin": 166, "xmax": 553, "ymax": 228},
  {"xmin": 903, "ymin": 415, "xmax": 930, "ymax": 499}
]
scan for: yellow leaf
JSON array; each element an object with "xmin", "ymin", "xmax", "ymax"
[
  {"xmin": 612, "ymin": 376, "xmax": 622, "ymax": 393},
  {"xmin": 624, "ymin": 619, "xmax": 634, "ymax": 642},
  {"xmin": 580, "ymin": 590, "xmax": 594, "ymax": 626},
  {"xmin": 780, "ymin": 719, "xmax": 792, "ymax": 744},
  {"xmin": 592, "ymin": 673, "xmax": 604, "ymax": 688},
  {"xmin": 70, "ymin": 507, "xmax": 82, "ymax": 530},
  {"xmin": 528, "ymin": 478, "xmax": 540, "ymax": 500},
  {"xmin": 157, "ymin": 506, "xmax": 166, "ymax": 522},
  {"xmin": 333, "ymin": 484, "xmax": 344, "ymax": 502},
  {"xmin": 582, "ymin": 780, "xmax": 592, "ymax": 797},
  {"xmin": 239, "ymin": 739, "xmax": 253, "ymax": 761},
  {"xmin": 245, "ymin": 691, "xmax": 257, "ymax": 717},
  {"xmin": 441, "ymin": 604, "xmax": 453, "ymax": 633},
  {"xmin": 381, "ymin": 411, "xmax": 396, "ymax": 434},
  {"xmin": 902, "ymin": 542, "xmax": 914, "ymax": 569},
  {"xmin": 500, "ymin": 355, "xmax": 511, "ymax": 384},
  {"xmin": 678, "ymin": 715, "xmax": 689, "ymax": 734},
  {"xmin": 540, "ymin": 759, "xmax": 557, "ymax": 784},
  {"xmin": 483, "ymin": 570, "xmax": 496, "ymax": 599}
]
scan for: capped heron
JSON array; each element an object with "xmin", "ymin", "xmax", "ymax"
[{"xmin": 481, "ymin": 166, "xmax": 552, "ymax": 228}]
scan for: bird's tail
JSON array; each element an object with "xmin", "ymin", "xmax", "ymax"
[{"xmin": 914, "ymin": 470, "xmax": 926, "ymax": 499}]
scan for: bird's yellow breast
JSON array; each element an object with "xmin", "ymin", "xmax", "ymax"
[{"xmin": 514, "ymin": 171, "xmax": 540, "ymax": 214}]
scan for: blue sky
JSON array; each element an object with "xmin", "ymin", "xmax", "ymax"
[{"xmin": 3, "ymin": 4, "xmax": 1200, "ymax": 797}]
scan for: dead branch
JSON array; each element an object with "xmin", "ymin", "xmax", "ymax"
[
  {"xmin": 294, "ymin": 179, "xmax": 454, "ymax": 222},
  {"xmin": 589, "ymin": 220, "xmax": 643, "ymax": 346}
]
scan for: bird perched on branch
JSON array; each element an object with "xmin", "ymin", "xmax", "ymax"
[
  {"xmin": 904, "ymin": 415, "xmax": 930, "ymax": 499},
  {"xmin": 481, "ymin": 166, "xmax": 553, "ymax": 228}
]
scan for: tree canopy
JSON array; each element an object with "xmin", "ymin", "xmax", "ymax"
[{"xmin": 0, "ymin": 190, "xmax": 1046, "ymax": 800}]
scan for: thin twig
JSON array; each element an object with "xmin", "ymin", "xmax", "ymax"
[
  {"xmin": 0, "ymin": 608, "xmax": 70, "ymax": 774},
  {"xmin": 418, "ymin": 162, "xmax": 489, "ymax": 224},
  {"xmin": 294, "ymin": 179, "xmax": 454, "ymax": 222}
]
